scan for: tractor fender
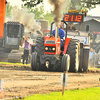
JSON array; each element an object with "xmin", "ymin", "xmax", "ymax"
[{"xmin": 63, "ymin": 38, "xmax": 71, "ymax": 54}]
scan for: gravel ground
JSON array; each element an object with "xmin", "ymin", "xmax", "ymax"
[{"xmin": 0, "ymin": 64, "xmax": 100, "ymax": 100}]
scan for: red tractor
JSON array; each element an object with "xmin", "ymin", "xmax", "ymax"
[{"xmin": 31, "ymin": 13, "xmax": 90, "ymax": 72}]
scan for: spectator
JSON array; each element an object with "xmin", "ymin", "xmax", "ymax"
[
  {"xmin": 89, "ymin": 48, "xmax": 95, "ymax": 67},
  {"xmin": 23, "ymin": 32, "xmax": 31, "ymax": 64}
]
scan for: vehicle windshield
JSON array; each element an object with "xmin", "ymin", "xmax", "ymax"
[
  {"xmin": 94, "ymin": 34, "xmax": 100, "ymax": 43},
  {"xmin": 43, "ymin": 30, "xmax": 79, "ymax": 37},
  {"xmin": 45, "ymin": 32, "xmax": 50, "ymax": 36},
  {"xmin": 43, "ymin": 30, "xmax": 50, "ymax": 37},
  {"xmin": 7, "ymin": 25, "xmax": 20, "ymax": 38},
  {"xmin": 67, "ymin": 31, "xmax": 79, "ymax": 36}
]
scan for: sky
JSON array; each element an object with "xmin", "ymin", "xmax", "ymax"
[
  {"xmin": 87, "ymin": 5, "xmax": 100, "ymax": 16},
  {"xmin": 7, "ymin": 0, "xmax": 100, "ymax": 16}
]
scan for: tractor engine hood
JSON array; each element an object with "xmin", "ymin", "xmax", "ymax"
[{"xmin": 44, "ymin": 37, "xmax": 61, "ymax": 55}]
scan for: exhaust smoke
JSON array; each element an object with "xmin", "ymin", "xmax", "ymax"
[
  {"xmin": 12, "ymin": 8, "xmax": 41, "ymax": 33},
  {"xmin": 48, "ymin": 0, "xmax": 67, "ymax": 27}
]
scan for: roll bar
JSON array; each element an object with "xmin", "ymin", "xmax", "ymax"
[{"xmin": 50, "ymin": 20, "xmax": 68, "ymax": 38}]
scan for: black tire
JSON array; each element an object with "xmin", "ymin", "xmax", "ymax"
[
  {"xmin": 82, "ymin": 47, "xmax": 90, "ymax": 71},
  {"xmin": 79, "ymin": 43, "xmax": 83, "ymax": 72},
  {"xmin": 31, "ymin": 54, "xmax": 33, "ymax": 68},
  {"xmin": 33, "ymin": 37, "xmax": 45, "ymax": 71},
  {"xmin": 35, "ymin": 37, "xmax": 44, "ymax": 55},
  {"xmin": 95, "ymin": 45, "xmax": 100, "ymax": 53},
  {"xmin": 4, "ymin": 48, "xmax": 11, "ymax": 53},
  {"xmin": 92, "ymin": 53, "xmax": 100, "ymax": 65},
  {"xmin": 31, "ymin": 52, "xmax": 40, "ymax": 71},
  {"xmin": 61, "ymin": 54, "xmax": 70, "ymax": 72},
  {"xmin": 66, "ymin": 39, "xmax": 80, "ymax": 72}
]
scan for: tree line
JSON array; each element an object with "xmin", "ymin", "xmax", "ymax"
[{"xmin": 7, "ymin": 0, "xmax": 100, "ymax": 25}]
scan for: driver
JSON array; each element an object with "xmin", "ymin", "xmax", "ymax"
[{"xmin": 51, "ymin": 25, "xmax": 65, "ymax": 47}]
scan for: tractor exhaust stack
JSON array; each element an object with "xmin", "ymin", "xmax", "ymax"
[{"xmin": 55, "ymin": 26, "xmax": 59, "ymax": 38}]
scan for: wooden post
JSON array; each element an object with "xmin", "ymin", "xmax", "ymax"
[{"xmin": 62, "ymin": 71, "xmax": 66, "ymax": 95}]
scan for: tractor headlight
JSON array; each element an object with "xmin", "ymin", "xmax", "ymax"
[
  {"xmin": 45, "ymin": 47, "xmax": 48, "ymax": 50},
  {"xmin": 52, "ymin": 47, "xmax": 55, "ymax": 51}
]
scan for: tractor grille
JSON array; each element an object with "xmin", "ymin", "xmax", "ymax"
[
  {"xmin": 46, "ymin": 40, "xmax": 55, "ymax": 44},
  {"xmin": 45, "ymin": 46, "xmax": 56, "ymax": 53}
]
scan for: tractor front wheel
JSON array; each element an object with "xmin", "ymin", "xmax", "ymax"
[
  {"xmin": 31, "ymin": 52, "xmax": 40, "ymax": 71},
  {"xmin": 61, "ymin": 54, "xmax": 70, "ymax": 72}
]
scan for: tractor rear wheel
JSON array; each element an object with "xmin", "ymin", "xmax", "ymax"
[
  {"xmin": 31, "ymin": 52, "xmax": 40, "ymax": 71},
  {"xmin": 61, "ymin": 54, "xmax": 70, "ymax": 72},
  {"xmin": 66, "ymin": 39, "xmax": 80, "ymax": 72},
  {"xmin": 35, "ymin": 37, "xmax": 44, "ymax": 55},
  {"xmin": 95, "ymin": 45, "xmax": 100, "ymax": 53}
]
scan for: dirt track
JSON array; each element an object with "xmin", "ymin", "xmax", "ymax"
[{"xmin": 0, "ymin": 64, "xmax": 100, "ymax": 99}]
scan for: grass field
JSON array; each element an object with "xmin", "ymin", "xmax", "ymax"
[
  {"xmin": 0, "ymin": 62, "xmax": 100, "ymax": 69},
  {"xmin": 88, "ymin": 67, "xmax": 100, "ymax": 70},
  {"xmin": 13, "ymin": 87, "xmax": 100, "ymax": 100},
  {"xmin": 0, "ymin": 62, "xmax": 30, "ymax": 65}
]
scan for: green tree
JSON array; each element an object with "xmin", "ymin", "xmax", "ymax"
[
  {"xmin": 29, "ymin": 4, "xmax": 45, "ymax": 19},
  {"xmin": 21, "ymin": 4, "xmax": 53, "ymax": 24},
  {"xmin": 44, "ymin": 11, "xmax": 53, "ymax": 24},
  {"xmin": 70, "ymin": 0, "xmax": 100, "ymax": 9},
  {"xmin": 22, "ymin": 0, "xmax": 43, "ymax": 8},
  {"xmin": 6, "ymin": 2, "xmax": 13, "ymax": 17},
  {"xmin": 21, "ymin": 0, "xmax": 100, "ymax": 10},
  {"xmin": 64, "ymin": 0, "xmax": 99, "ymax": 14}
]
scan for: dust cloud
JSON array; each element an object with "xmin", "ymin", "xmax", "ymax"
[
  {"xmin": 12, "ymin": 7, "xmax": 41, "ymax": 33},
  {"xmin": 48, "ymin": 0, "xmax": 67, "ymax": 27}
]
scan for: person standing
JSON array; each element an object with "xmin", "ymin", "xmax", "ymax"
[
  {"xmin": 89, "ymin": 48, "xmax": 95, "ymax": 67},
  {"xmin": 23, "ymin": 32, "xmax": 31, "ymax": 64}
]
